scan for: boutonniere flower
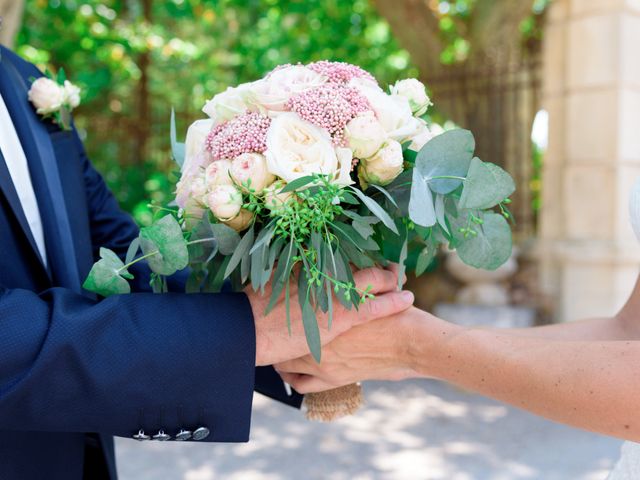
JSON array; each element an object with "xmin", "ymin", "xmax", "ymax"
[{"xmin": 28, "ymin": 69, "xmax": 81, "ymax": 131}]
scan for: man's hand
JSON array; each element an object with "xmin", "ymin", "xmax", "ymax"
[
  {"xmin": 249, "ymin": 267, "xmax": 414, "ymax": 366},
  {"xmin": 274, "ymin": 307, "xmax": 441, "ymax": 392}
]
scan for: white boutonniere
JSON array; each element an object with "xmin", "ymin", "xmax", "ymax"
[{"xmin": 28, "ymin": 69, "xmax": 81, "ymax": 131}]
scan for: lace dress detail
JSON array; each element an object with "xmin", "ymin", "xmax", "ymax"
[{"xmin": 607, "ymin": 178, "xmax": 640, "ymax": 479}]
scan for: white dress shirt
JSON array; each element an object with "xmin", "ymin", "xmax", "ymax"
[{"xmin": 0, "ymin": 92, "xmax": 48, "ymax": 267}]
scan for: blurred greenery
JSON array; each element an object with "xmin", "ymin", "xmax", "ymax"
[{"xmin": 17, "ymin": 0, "xmax": 418, "ymax": 225}]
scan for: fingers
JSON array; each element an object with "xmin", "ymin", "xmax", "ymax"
[
  {"xmin": 278, "ymin": 372, "xmax": 335, "ymax": 394},
  {"xmin": 275, "ymin": 356, "xmax": 317, "ymax": 376},
  {"xmin": 356, "ymin": 290, "xmax": 414, "ymax": 324},
  {"xmin": 353, "ymin": 267, "xmax": 397, "ymax": 295}
]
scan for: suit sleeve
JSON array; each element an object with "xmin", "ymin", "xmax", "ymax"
[{"xmin": 0, "ymin": 286, "xmax": 257, "ymax": 442}]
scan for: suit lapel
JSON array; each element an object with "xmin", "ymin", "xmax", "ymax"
[
  {"xmin": 0, "ymin": 57, "xmax": 82, "ymax": 292},
  {"xmin": 0, "ymin": 148, "xmax": 49, "ymax": 273}
]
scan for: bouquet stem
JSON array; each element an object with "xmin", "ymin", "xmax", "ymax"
[{"xmin": 304, "ymin": 383, "xmax": 363, "ymax": 422}]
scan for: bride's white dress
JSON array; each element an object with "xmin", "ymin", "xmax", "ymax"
[{"xmin": 605, "ymin": 179, "xmax": 640, "ymax": 480}]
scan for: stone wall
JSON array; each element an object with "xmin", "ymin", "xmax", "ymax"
[{"xmin": 539, "ymin": 0, "xmax": 640, "ymax": 321}]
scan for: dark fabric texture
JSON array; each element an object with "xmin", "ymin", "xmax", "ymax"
[{"xmin": 0, "ymin": 46, "xmax": 302, "ymax": 480}]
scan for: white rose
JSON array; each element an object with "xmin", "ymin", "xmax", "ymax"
[
  {"xmin": 359, "ymin": 139, "xmax": 404, "ymax": 186},
  {"xmin": 202, "ymin": 83, "xmax": 253, "ymax": 124},
  {"xmin": 183, "ymin": 119, "xmax": 214, "ymax": 173},
  {"xmin": 63, "ymin": 80, "xmax": 81, "ymax": 109},
  {"xmin": 190, "ymin": 174, "xmax": 208, "ymax": 201},
  {"xmin": 407, "ymin": 122, "xmax": 434, "ymax": 152},
  {"xmin": 204, "ymin": 159, "xmax": 233, "ymax": 188},
  {"xmin": 391, "ymin": 79, "xmax": 432, "ymax": 116},
  {"xmin": 251, "ymin": 65, "xmax": 326, "ymax": 112},
  {"xmin": 206, "ymin": 185, "xmax": 243, "ymax": 220},
  {"xmin": 265, "ymin": 113, "xmax": 353, "ymax": 187},
  {"xmin": 223, "ymin": 208, "xmax": 254, "ymax": 232},
  {"xmin": 28, "ymin": 77, "xmax": 65, "ymax": 115},
  {"xmin": 263, "ymin": 180, "xmax": 294, "ymax": 213},
  {"xmin": 182, "ymin": 198, "xmax": 206, "ymax": 229},
  {"xmin": 229, "ymin": 153, "xmax": 275, "ymax": 192},
  {"xmin": 348, "ymin": 77, "xmax": 419, "ymax": 143},
  {"xmin": 344, "ymin": 113, "xmax": 387, "ymax": 159}
]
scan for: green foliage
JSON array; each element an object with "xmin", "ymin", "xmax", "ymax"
[
  {"xmin": 83, "ymin": 247, "xmax": 132, "ymax": 296},
  {"xmin": 139, "ymin": 214, "xmax": 189, "ymax": 275},
  {"xmin": 17, "ymin": 0, "xmax": 416, "ymax": 224}
]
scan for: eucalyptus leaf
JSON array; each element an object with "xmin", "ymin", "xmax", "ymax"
[
  {"xmin": 332, "ymin": 221, "xmax": 379, "ymax": 251},
  {"xmin": 409, "ymin": 169, "xmax": 436, "ymax": 228},
  {"xmin": 125, "ymin": 238, "xmax": 140, "ymax": 265},
  {"xmin": 83, "ymin": 248, "xmax": 131, "ymax": 297},
  {"xmin": 211, "ymin": 223, "xmax": 241, "ymax": 255},
  {"xmin": 456, "ymin": 212, "xmax": 512, "ymax": 270},
  {"xmin": 415, "ymin": 129, "xmax": 475, "ymax": 194},
  {"xmin": 280, "ymin": 175, "xmax": 317, "ymax": 193},
  {"xmin": 139, "ymin": 215, "xmax": 189, "ymax": 276},
  {"xmin": 435, "ymin": 194, "xmax": 449, "ymax": 234},
  {"xmin": 266, "ymin": 239, "xmax": 296, "ymax": 314},
  {"xmin": 298, "ymin": 269, "xmax": 322, "ymax": 362},
  {"xmin": 170, "ymin": 109, "xmax": 186, "ymax": 168},
  {"xmin": 225, "ymin": 226, "xmax": 254, "ymax": 280},
  {"xmin": 369, "ymin": 184, "xmax": 398, "ymax": 208},
  {"xmin": 348, "ymin": 187, "xmax": 398, "ymax": 234},
  {"xmin": 416, "ymin": 245, "xmax": 436, "ymax": 276},
  {"xmin": 458, "ymin": 157, "xmax": 516, "ymax": 210},
  {"xmin": 397, "ymin": 236, "xmax": 408, "ymax": 291},
  {"xmin": 249, "ymin": 224, "xmax": 275, "ymax": 255}
]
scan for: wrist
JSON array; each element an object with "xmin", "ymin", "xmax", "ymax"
[{"xmin": 403, "ymin": 308, "xmax": 466, "ymax": 379}]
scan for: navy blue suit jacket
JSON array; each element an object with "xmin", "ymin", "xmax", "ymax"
[{"xmin": 0, "ymin": 46, "xmax": 301, "ymax": 479}]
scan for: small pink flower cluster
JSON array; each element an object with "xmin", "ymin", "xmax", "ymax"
[
  {"xmin": 308, "ymin": 60, "xmax": 378, "ymax": 86},
  {"xmin": 206, "ymin": 112, "xmax": 272, "ymax": 160},
  {"xmin": 286, "ymin": 83, "xmax": 371, "ymax": 146}
]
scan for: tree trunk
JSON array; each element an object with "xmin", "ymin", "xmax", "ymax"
[
  {"xmin": 0, "ymin": 0, "xmax": 25, "ymax": 48},
  {"xmin": 372, "ymin": 0, "xmax": 542, "ymax": 236},
  {"xmin": 133, "ymin": 0, "xmax": 153, "ymax": 165}
]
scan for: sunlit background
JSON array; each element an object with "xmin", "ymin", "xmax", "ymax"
[{"xmin": 8, "ymin": 1, "xmax": 636, "ymax": 478}]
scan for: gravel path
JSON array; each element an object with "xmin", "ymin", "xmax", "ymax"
[{"xmin": 116, "ymin": 379, "xmax": 622, "ymax": 480}]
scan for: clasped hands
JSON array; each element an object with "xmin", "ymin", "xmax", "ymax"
[{"xmin": 248, "ymin": 265, "xmax": 448, "ymax": 393}]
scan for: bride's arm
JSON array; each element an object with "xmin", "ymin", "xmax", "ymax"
[
  {"xmin": 276, "ymin": 277, "xmax": 640, "ymax": 441},
  {"xmin": 410, "ymin": 314, "xmax": 640, "ymax": 441}
]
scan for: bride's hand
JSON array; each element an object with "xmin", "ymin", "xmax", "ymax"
[{"xmin": 275, "ymin": 306, "xmax": 453, "ymax": 393}]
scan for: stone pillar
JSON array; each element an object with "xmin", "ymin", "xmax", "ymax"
[{"xmin": 539, "ymin": 0, "xmax": 640, "ymax": 321}]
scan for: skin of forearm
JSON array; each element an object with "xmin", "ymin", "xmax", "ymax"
[
  {"xmin": 504, "ymin": 316, "xmax": 633, "ymax": 341},
  {"xmin": 412, "ymin": 320, "xmax": 640, "ymax": 441}
]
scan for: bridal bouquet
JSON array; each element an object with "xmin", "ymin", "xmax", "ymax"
[{"xmin": 84, "ymin": 61, "xmax": 515, "ymax": 419}]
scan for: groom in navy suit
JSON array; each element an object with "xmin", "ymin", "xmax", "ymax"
[{"xmin": 0, "ymin": 45, "xmax": 412, "ymax": 479}]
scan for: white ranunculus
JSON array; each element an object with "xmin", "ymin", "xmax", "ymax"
[
  {"xmin": 229, "ymin": 153, "xmax": 275, "ymax": 192},
  {"xmin": 250, "ymin": 65, "xmax": 327, "ymax": 112},
  {"xmin": 344, "ymin": 113, "xmax": 387, "ymax": 159},
  {"xmin": 204, "ymin": 159, "xmax": 233, "ymax": 188},
  {"xmin": 407, "ymin": 121, "xmax": 434, "ymax": 152},
  {"xmin": 265, "ymin": 113, "xmax": 354, "ymax": 187},
  {"xmin": 348, "ymin": 77, "xmax": 419, "ymax": 143},
  {"xmin": 28, "ymin": 77, "xmax": 65, "ymax": 115},
  {"xmin": 263, "ymin": 180, "xmax": 294, "ymax": 213},
  {"xmin": 206, "ymin": 185, "xmax": 243, "ymax": 220},
  {"xmin": 63, "ymin": 80, "xmax": 81, "ymax": 109},
  {"xmin": 223, "ymin": 208, "xmax": 254, "ymax": 232},
  {"xmin": 183, "ymin": 119, "xmax": 214, "ymax": 173},
  {"xmin": 391, "ymin": 79, "xmax": 432, "ymax": 116},
  {"xmin": 359, "ymin": 139, "xmax": 404, "ymax": 186},
  {"xmin": 202, "ymin": 83, "xmax": 253, "ymax": 124}
]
